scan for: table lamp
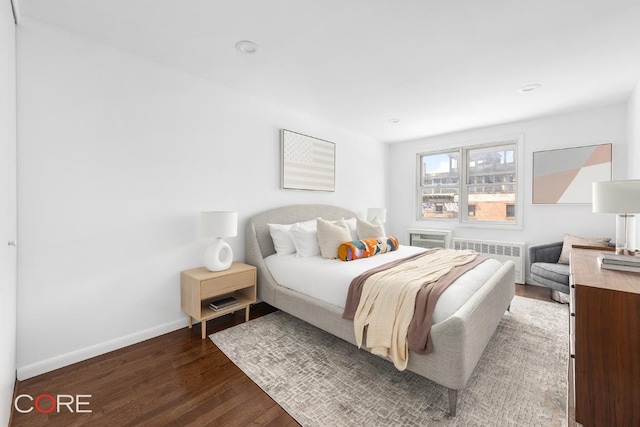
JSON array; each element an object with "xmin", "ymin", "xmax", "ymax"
[
  {"xmin": 592, "ymin": 180, "xmax": 640, "ymax": 255},
  {"xmin": 200, "ymin": 211, "xmax": 238, "ymax": 271},
  {"xmin": 367, "ymin": 208, "xmax": 387, "ymax": 224}
]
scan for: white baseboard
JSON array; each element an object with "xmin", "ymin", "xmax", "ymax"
[{"xmin": 17, "ymin": 318, "xmax": 190, "ymax": 380}]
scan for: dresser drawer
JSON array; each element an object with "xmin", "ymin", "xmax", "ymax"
[{"xmin": 569, "ymin": 276, "xmax": 575, "ymax": 335}]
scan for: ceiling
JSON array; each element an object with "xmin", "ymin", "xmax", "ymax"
[{"xmin": 15, "ymin": 0, "xmax": 640, "ymax": 143}]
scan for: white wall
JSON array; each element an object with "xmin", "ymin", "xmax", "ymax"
[
  {"xmin": 627, "ymin": 81, "xmax": 640, "ymax": 246},
  {"xmin": 387, "ymin": 104, "xmax": 628, "ymax": 279},
  {"xmin": 628, "ymin": 81, "xmax": 640, "ymax": 178},
  {"xmin": 0, "ymin": 0, "xmax": 17, "ymax": 424},
  {"xmin": 16, "ymin": 19, "xmax": 386, "ymax": 379}
]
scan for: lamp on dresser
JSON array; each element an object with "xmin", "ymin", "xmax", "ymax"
[
  {"xmin": 200, "ymin": 211, "xmax": 238, "ymax": 272},
  {"xmin": 592, "ymin": 180, "xmax": 640, "ymax": 255}
]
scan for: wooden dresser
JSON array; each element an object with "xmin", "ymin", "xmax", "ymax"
[{"xmin": 568, "ymin": 247, "xmax": 640, "ymax": 427}]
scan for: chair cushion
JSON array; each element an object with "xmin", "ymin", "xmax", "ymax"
[{"xmin": 531, "ymin": 262, "xmax": 570, "ymax": 285}]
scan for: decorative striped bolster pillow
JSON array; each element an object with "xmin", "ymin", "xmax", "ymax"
[{"xmin": 337, "ymin": 236, "xmax": 400, "ymax": 261}]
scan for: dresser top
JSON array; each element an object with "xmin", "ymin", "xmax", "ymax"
[{"xmin": 571, "ymin": 247, "xmax": 640, "ymax": 295}]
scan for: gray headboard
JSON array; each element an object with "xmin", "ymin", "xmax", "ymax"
[{"xmin": 245, "ymin": 204, "xmax": 358, "ymax": 304}]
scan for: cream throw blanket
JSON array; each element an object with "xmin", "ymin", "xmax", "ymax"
[{"xmin": 353, "ymin": 248, "xmax": 478, "ymax": 370}]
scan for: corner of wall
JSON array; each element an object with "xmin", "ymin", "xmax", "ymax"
[
  {"xmin": 627, "ymin": 79, "xmax": 640, "ymax": 248},
  {"xmin": 627, "ymin": 80, "xmax": 640, "ymax": 179},
  {"xmin": 1, "ymin": 0, "xmax": 17, "ymax": 425}
]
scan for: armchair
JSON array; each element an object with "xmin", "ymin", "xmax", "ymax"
[
  {"xmin": 528, "ymin": 241, "xmax": 570, "ymax": 303},
  {"xmin": 529, "ymin": 235, "xmax": 615, "ymax": 303}
]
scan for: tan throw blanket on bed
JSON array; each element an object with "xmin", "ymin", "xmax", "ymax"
[{"xmin": 345, "ymin": 248, "xmax": 481, "ymax": 371}]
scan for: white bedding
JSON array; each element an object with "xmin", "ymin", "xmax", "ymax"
[{"xmin": 264, "ymin": 246, "xmax": 503, "ymax": 324}]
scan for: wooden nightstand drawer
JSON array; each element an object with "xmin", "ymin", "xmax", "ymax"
[{"xmin": 201, "ymin": 269, "xmax": 255, "ymax": 298}]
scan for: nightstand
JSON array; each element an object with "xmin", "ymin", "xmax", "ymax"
[{"xmin": 181, "ymin": 262, "xmax": 257, "ymax": 339}]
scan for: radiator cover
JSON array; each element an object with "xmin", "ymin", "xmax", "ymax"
[{"xmin": 452, "ymin": 238, "xmax": 525, "ymax": 284}]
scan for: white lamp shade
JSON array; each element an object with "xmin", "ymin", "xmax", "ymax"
[
  {"xmin": 592, "ymin": 180, "xmax": 640, "ymax": 214},
  {"xmin": 367, "ymin": 208, "xmax": 387, "ymax": 223},
  {"xmin": 200, "ymin": 211, "xmax": 238, "ymax": 238}
]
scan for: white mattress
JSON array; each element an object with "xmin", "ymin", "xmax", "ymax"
[{"xmin": 264, "ymin": 246, "xmax": 503, "ymax": 324}]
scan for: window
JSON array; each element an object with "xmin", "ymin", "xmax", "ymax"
[
  {"xmin": 417, "ymin": 138, "xmax": 520, "ymax": 227},
  {"xmin": 419, "ymin": 151, "xmax": 459, "ymax": 220}
]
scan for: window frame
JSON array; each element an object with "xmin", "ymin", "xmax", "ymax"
[
  {"xmin": 416, "ymin": 148, "xmax": 460, "ymax": 221},
  {"xmin": 416, "ymin": 135, "xmax": 523, "ymax": 229}
]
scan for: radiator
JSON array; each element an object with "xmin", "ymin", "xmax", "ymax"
[
  {"xmin": 407, "ymin": 228, "xmax": 451, "ymax": 249},
  {"xmin": 452, "ymin": 238, "xmax": 525, "ymax": 284}
]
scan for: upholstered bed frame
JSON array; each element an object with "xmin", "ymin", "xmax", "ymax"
[{"xmin": 246, "ymin": 204, "xmax": 515, "ymax": 416}]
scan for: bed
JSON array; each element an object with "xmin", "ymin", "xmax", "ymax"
[{"xmin": 246, "ymin": 204, "xmax": 515, "ymax": 416}]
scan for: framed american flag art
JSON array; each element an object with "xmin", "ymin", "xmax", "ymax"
[{"xmin": 281, "ymin": 129, "xmax": 335, "ymax": 192}]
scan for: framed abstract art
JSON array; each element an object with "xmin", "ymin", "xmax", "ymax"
[{"xmin": 532, "ymin": 143, "xmax": 612, "ymax": 204}]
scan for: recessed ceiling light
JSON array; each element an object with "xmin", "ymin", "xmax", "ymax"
[
  {"xmin": 518, "ymin": 84, "xmax": 541, "ymax": 93},
  {"xmin": 235, "ymin": 40, "xmax": 260, "ymax": 54},
  {"xmin": 389, "ymin": 118, "xmax": 400, "ymax": 123}
]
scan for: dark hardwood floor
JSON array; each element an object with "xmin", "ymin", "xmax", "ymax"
[
  {"xmin": 10, "ymin": 284, "xmax": 553, "ymax": 427},
  {"xmin": 515, "ymin": 282, "xmax": 554, "ymax": 302},
  {"xmin": 10, "ymin": 304, "xmax": 298, "ymax": 427}
]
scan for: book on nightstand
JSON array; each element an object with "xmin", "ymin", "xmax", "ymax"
[
  {"xmin": 598, "ymin": 253, "xmax": 640, "ymax": 273},
  {"xmin": 209, "ymin": 296, "xmax": 240, "ymax": 311}
]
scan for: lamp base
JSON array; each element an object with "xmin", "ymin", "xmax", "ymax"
[
  {"xmin": 204, "ymin": 238, "xmax": 233, "ymax": 271},
  {"xmin": 615, "ymin": 214, "xmax": 636, "ymax": 255}
]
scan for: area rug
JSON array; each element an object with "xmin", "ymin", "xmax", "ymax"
[{"xmin": 211, "ymin": 296, "xmax": 568, "ymax": 426}]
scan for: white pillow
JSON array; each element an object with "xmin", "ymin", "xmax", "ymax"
[
  {"xmin": 268, "ymin": 223, "xmax": 296, "ymax": 256},
  {"xmin": 356, "ymin": 217, "xmax": 386, "ymax": 239},
  {"xmin": 268, "ymin": 219, "xmax": 316, "ymax": 256},
  {"xmin": 290, "ymin": 222, "xmax": 321, "ymax": 257},
  {"xmin": 317, "ymin": 218, "xmax": 352, "ymax": 259}
]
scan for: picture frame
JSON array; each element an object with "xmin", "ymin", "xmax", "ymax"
[
  {"xmin": 532, "ymin": 143, "xmax": 612, "ymax": 204},
  {"xmin": 281, "ymin": 129, "xmax": 335, "ymax": 192}
]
